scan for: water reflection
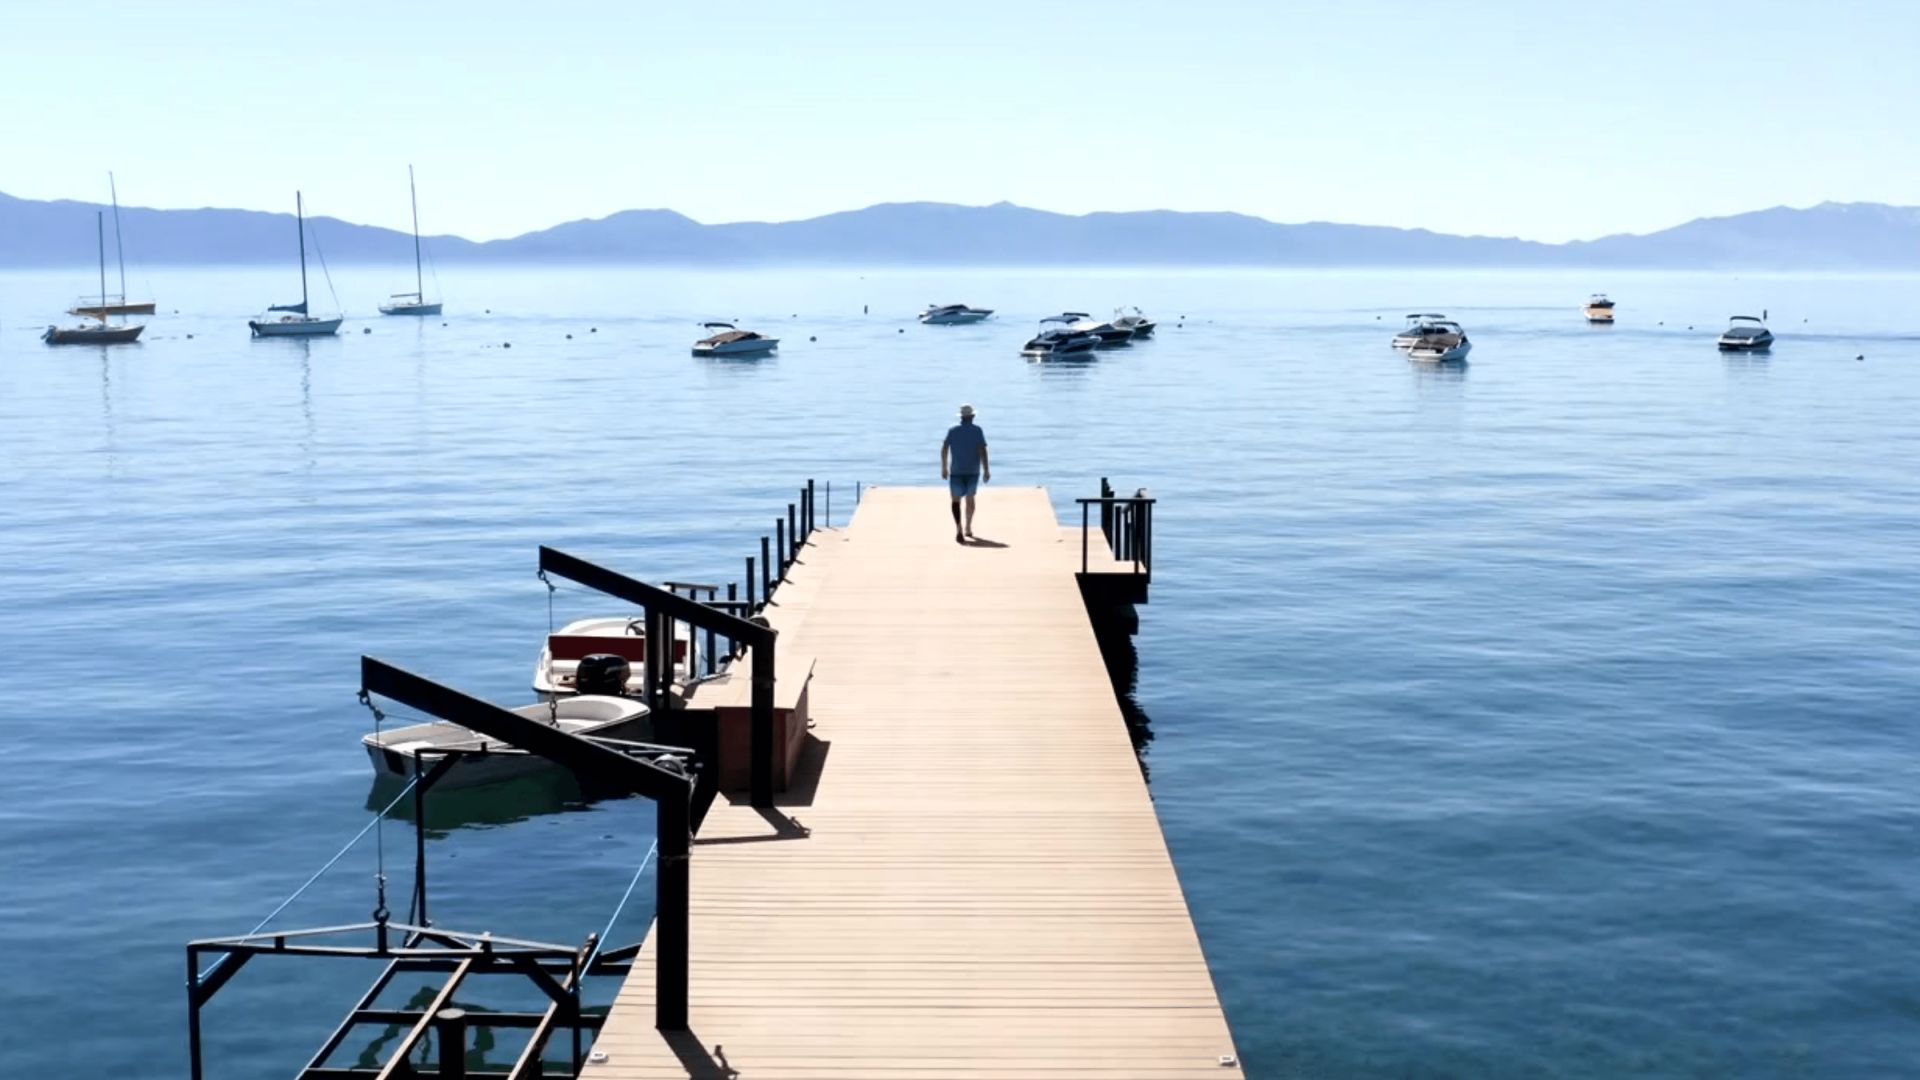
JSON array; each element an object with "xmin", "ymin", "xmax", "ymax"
[{"xmin": 365, "ymin": 770, "xmax": 621, "ymax": 837}]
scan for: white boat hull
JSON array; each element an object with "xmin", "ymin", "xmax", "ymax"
[
  {"xmin": 1409, "ymin": 340, "xmax": 1472, "ymax": 363},
  {"xmin": 380, "ymin": 302, "xmax": 442, "ymax": 316},
  {"xmin": 251, "ymin": 316, "xmax": 343, "ymax": 337},
  {"xmin": 363, "ymin": 695, "xmax": 650, "ymax": 788},
  {"xmin": 693, "ymin": 338, "xmax": 777, "ymax": 356},
  {"xmin": 921, "ymin": 312, "xmax": 992, "ymax": 325}
]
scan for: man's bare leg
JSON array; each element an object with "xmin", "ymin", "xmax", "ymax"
[
  {"xmin": 963, "ymin": 494, "xmax": 977, "ymax": 538},
  {"xmin": 951, "ymin": 499, "xmax": 963, "ymax": 542}
]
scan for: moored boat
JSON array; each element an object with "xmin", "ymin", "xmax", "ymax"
[
  {"xmin": 534, "ymin": 616, "xmax": 691, "ymax": 698},
  {"xmin": 1392, "ymin": 313, "xmax": 1457, "ymax": 350},
  {"xmin": 1407, "ymin": 336, "xmax": 1472, "ymax": 363},
  {"xmin": 45, "ymin": 211, "xmax": 146, "ymax": 346},
  {"xmin": 1583, "ymin": 294, "xmax": 1616, "ymax": 323},
  {"xmin": 361, "ymin": 695, "xmax": 651, "ymax": 787},
  {"xmin": 379, "ymin": 165, "xmax": 443, "ymax": 316},
  {"xmin": 1716, "ymin": 315, "xmax": 1773, "ymax": 351},
  {"xmin": 919, "ymin": 303, "xmax": 993, "ymax": 324},
  {"xmin": 1112, "ymin": 306, "xmax": 1156, "ymax": 339},
  {"xmin": 249, "ymin": 191, "xmax": 343, "ymax": 338},
  {"xmin": 1020, "ymin": 315, "xmax": 1101, "ymax": 358},
  {"xmin": 1061, "ymin": 312, "xmax": 1134, "ymax": 347},
  {"xmin": 692, "ymin": 322, "xmax": 778, "ymax": 355},
  {"xmin": 68, "ymin": 173, "xmax": 155, "ymax": 316}
]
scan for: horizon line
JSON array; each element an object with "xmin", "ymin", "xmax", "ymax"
[{"xmin": 5, "ymin": 189, "xmax": 1912, "ymax": 247}]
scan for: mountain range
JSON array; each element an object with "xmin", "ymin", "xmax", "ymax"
[{"xmin": 4, "ymin": 190, "xmax": 1919, "ymax": 269}]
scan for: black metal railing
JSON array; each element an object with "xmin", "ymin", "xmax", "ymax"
[{"xmin": 1077, "ymin": 477, "xmax": 1155, "ymax": 578}]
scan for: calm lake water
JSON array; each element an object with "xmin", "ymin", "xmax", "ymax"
[{"xmin": 1, "ymin": 266, "xmax": 1916, "ymax": 1078}]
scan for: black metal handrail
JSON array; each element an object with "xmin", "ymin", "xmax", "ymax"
[{"xmin": 1076, "ymin": 479, "xmax": 1155, "ymax": 578}]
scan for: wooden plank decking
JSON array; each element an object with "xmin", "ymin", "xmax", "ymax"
[{"xmin": 593, "ymin": 486, "xmax": 1240, "ymax": 1079}]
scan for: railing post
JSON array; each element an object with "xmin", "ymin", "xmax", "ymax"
[
  {"xmin": 702, "ymin": 589, "xmax": 717, "ymax": 678},
  {"xmin": 826, "ymin": 481, "xmax": 832, "ymax": 528},
  {"xmin": 655, "ymin": 781, "xmax": 691, "ymax": 1030},
  {"xmin": 744, "ymin": 556, "xmax": 757, "ymax": 619},
  {"xmin": 413, "ymin": 755, "xmax": 429, "ymax": 926},
  {"xmin": 775, "ymin": 517, "xmax": 787, "ymax": 581},
  {"xmin": 759, "ymin": 536, "xmax": 772, "ymax": 601},
  {"xmin": 435, "ymin": 1008, "xmax": 469, "ymax": 1080},
  {"xmin": 787, "ymin": 502, "xmax": 798, "ymax": 562},
  {"xmin": 806, "ymin": 479, "xmax": 816, "ymax": 535},
  {"xmin": 1081, "ymin": 501, "xmax": 1090, "ymax": 574},
  {"xmin": 727, "ymin": 582, "xmax": 740, "ymax": 657}
]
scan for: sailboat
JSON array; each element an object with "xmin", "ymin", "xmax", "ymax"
[
  {"xmin": 379, "ymin": 166, "xmax": 442, "ymax": 316},
  {"xmin": 69, "ymin": 174, "xmax": 157, "ymax": 317},
  {"xmin": 44, "ymin": 212, "xmax": 147, "ymax": 345},
  {"xmin": 250, "ymin": 191, "xmax": 343, "ymax": 337}
]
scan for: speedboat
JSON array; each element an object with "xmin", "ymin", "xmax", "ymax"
[
  {"xmin": 1061, "ymin": 312, "xmax": 1134, "ymax": 347},
  {"xmin": 44, "ymin": 321, "xmax": 144, "ymax": 345},
  {"xmin": 1407, "ymin": 335, "xmax": 1471, "ymax": 363},
  {"xmin": 1391, "ymin": 313, "xmax": 1456, "ymax": 350},
  {"xmin": 919, "ymin": 303, "xmax": 993, "ymax": 325},
  {"xmin": 1717, "ymin": 315, "xmax": 1773, "ymax": 351},
  {"xmin": 1583, "ymin": 294, "xmax": 1616, "ymax": 323},
  {"xmin": 1020, "ymin": 316, "xmax": 1101, "ymax": 359},
  {"xmin": 693, "ymin": 321, "xmax": 778, "ymax": 355},
  {"xmin": 362, "ymin": 695, "xmax": 651, "ymax": 788},
  {"xmin": 534, "ymin": 616, "xmax": 690, "ymax": 698},
  {"xmin": 1111, "ymin": 307, "xmax": 1156, "ymax": 339}
]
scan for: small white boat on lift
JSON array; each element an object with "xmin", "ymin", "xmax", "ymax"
[
  {"xmin": 919, "ymin": 303, "xmax": 993, "ymax": 325},
  {"xmin": 534, "ymin": 616, "xmax": 690, "ymax": 698},
  {"xmin": 1392, "ymin": 313, "xmax": 1462, "ymax": 350},
  {"xmin": 692, "ymin": 322, "xmax": 778, "ymax": 356},
  {"xmin": 362, "ymin": 695, "xmax": 651, "ymax": 788}
]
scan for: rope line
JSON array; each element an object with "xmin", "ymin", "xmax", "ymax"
[
  {"xmin": 197, "ymin": 776, "xmax": 419, "ymax": 980},
  {"xmin": 584, "ymin": 839, "xmax": 660, "ymax": 971}
]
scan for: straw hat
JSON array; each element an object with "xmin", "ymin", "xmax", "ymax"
[{"xmin": 959, "ymin": 403, "xmax": 975, "ymax": 419}]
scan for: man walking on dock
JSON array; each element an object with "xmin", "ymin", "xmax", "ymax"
[{"xmin": 941, "ymin": 403, "xmax": 990, "ymax": 542}]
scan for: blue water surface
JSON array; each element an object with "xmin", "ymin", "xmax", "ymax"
[{"xmin": 0, "ymin": 267, "xmax": 1915, "ymax": 1078}]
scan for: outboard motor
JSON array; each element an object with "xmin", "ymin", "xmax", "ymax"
[{"xmin": 574, "ymin": 653, "xmax": 631, "ymax": 697}]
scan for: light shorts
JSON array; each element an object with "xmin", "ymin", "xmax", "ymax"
[{"xmin": 948, "ymin": 473, "xmax": 980, "ymax": 498}]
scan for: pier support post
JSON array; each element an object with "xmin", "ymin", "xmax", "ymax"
[
  {"xmin": 435, "ymin": 1008, "xmax": 468, "ymax": 1079},
  {"xmin": 656, "ymin": 784, "xmax": 692, "ymax": 1030},
  {"xmin": 751, "ymin": 633, "xmax": 778, "ymax": 808}
]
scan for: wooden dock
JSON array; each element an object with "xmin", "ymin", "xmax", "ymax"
[{"xmin": 593, "ymin": 486, "xmax": 1241, "ymax": 1079}]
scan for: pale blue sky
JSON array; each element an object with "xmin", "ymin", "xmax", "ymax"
[{"xmin": 3, "ymin": 0, "xmax": 1912, "ymax": 242}]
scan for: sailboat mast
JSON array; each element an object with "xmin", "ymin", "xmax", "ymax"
[
  {"xmin": 408, "ymin": 165, "xmax": 424, "ymax": 298},
  {"xmin": 296, "ymin": 191, "xmax": 309, "ymax": 313},
  {"xmin": 109, "ymin": 172, "xmax": 127, "ymax": 301},
  {"xmin": 96, "ymin": 211, "xmax": 108, "ymax": 313}
]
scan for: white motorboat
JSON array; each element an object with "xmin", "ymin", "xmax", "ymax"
[
  {"xmin": 380, "ymin": 166, "xmax": 443, "ymax": 316},
  {"xmin": 1407, "ymin": 335, "xmax": 1472, "ymax": 363},
  {"xmin": 45, "ymin": 211, "xmax": 145, "ymax": 345},
  {"xmin": 534, "ymin": 616, "xmax": 690, "ymax": 698},
  {"xmin": 1020, "ymin": 315, "xmax": 1101, "ymax": 358},
  {"xmin": 1583, "ymin": 294, "xmax": 1616, "ymax": 323},
  {"xmin": 919, "ymin": 303, "xmax": 993, "ymax": 325},
  {"xmin": 1391, "ymin": 313, "xmax": 1457, "ymax": 350},
  {"xmin": 362, "ymin": 695, "xmax": 651, "ymax": 788},
  {"xmin": 692, "ymin": 322, "xmax": 778, "ymax": 355},
  {"xmin": 1717, "ymin": 315, "xmax": 1773, "ymax": 351},
  {"xmin": 1111, "ymin": 306, "xmax": 1156, "ymax": 339},
  {"xmin": 1061, "ymin": 312, "xmax": 1134, "ymax": 347},
  {"xmin": 250, "ymin": 192, "xmax": 343, "ymax": 337}
]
